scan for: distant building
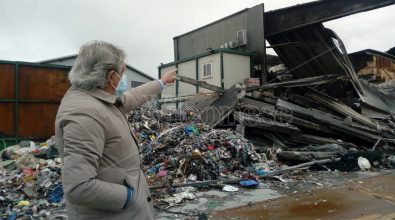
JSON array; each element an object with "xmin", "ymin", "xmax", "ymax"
[
  {"xmin": 350, "ymin": 49, "xmax": 395, "ymax": 83},
  {"xmin": 172, "ymin": 4, "xmax": 266, "ymax": 80},
  {"xmin": 159, "ymin": 3, "xmax": 292, "ymax": 109},
  {"xmin": 40, "ymin": 54, "xmax": 155, "ymax": 88}
]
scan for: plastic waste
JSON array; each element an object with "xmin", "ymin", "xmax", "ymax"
[
  {"xmin": 255, "ymin": 169, "xmax": 267, "ymax": 176},
  {"xmin": 148, "ymin": 163, "xmax": 162, "ymax": 173},
  {"xmin": 48, "ymin": 184, "xmax": 64, "ymax": 203},
  {"xmin": 207, "ymin": 145, "xmax": 216, "ymax": 150},
  {"xmin": 358, "ymin": 156, "xmax": 371, "ymax": 170},
  {"xmin": 222, "ymin": 185, "xmax": 239, "ymax": 192},
  {"xmin": 162, "ymin": 192, "xmax": 196, "ymax": 206},
  {"xmin": 187, "ymin": 174, "xmax": 197, "ymax": 181},
  {"xmin": 239, "ymin": 180, "xmax": 259, "ymax": 188},
  {"xmin": 157, "ymin": 170, "xmax": 168, "ymax": 177},
  {"xmin": 184, "ymin": 126, "xmax": 194, "ymax": 135},
  {"xmin": 17, "ymin": 200, "xmax": 30, "ymax": 206}
]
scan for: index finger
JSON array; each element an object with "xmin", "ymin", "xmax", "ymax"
[{"xmin": 167, "ymin": 68, "xmax": 177, "ymax": 74}]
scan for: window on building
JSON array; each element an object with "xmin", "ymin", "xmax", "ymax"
[{"xmin": 203, "ymin": 63, "xmax": 212, "ymax": 79}]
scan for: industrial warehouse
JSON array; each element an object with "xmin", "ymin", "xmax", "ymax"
[{"xmin": 1, "ymin": 0, "xmax": 395, "ymax": 219}]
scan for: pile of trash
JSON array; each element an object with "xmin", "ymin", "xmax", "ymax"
[
  {"xmin": 0, "ymin": 138, "xmax": 65, "ymax": 219},
  {"xmin": 128, "ymin": 107, "xmax": 273, "ymax": 188},
  {"xmin": 128, "ymin": 106, "xmax": 297, "ymax": 208},
  {"xmin": 0, "ymin": 107, "xmax": 278, "ymax": 216}
]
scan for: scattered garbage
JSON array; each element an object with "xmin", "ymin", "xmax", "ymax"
[
  {"xmin": 128, "ymin": 107, "xmax": 265, "ymax": 188},
  {"xmin": 159, "ymin": 187, "xmax": 197, "ymax": 207},
  {"xmin": 0, "ymin": 137, "xmax": 64, "ymax": 219},
  {"xmin": 128, "ymin": 95, "xmax": 394, "ymax": 210}
]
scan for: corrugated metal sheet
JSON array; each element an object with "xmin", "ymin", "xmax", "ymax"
[{"xmin": 179, "ymin": 92, "xmax": 219, "ymax": 112}]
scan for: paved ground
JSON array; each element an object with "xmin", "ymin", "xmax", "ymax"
[
  {"xmin": 156, "ymin": 169, "xmax": 395, "ymax": 219},
  {"xmin": 211, "ymin": 171, "xmax": 395, "ymax": 220}
]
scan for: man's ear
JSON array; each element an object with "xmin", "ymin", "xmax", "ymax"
[{"xmin": 107, "ymin": 70, "xmax": 116, "ymax": 81}]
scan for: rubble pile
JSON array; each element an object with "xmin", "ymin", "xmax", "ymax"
[
  {"xmin": 0, "ymin": 139, "xmax": 65, "ymax": 219},
  {"xmin": 168, "ymin": 75, "xmax": 395, "ymax": 173},
  {"xmin": 375, "ymin": 80, "xmax": 395, "ymax": 104},
  {"xmin": 168, "ymin": 23, "xmax": 395, "ymax": 169},
  {"xmin": 228, "ymin": 76, "xmax": 395, "ymax": 168}
]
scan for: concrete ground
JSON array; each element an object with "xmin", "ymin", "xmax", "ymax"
[{"xmin": 156, "ymin": 169, "xmax": 395, "ymax": 220}]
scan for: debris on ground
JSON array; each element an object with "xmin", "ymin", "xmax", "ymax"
[
  {"xmin": 128, "ymin": 106, "xmax": 278, "ymax": 208},
  {"xmin": 1, "ymin": 77, "xmax": 395, "ymax": 218},
  {"xmin": 143, "ymin": 19, "xmax": 395, "ymax": 209},
  {"xmin": 1, "ymin": 91, "xmax": 394, "ymax": 218},
  {"xmin": 0, "ymin": 138, "xmax": 65, "ymax": 219}
]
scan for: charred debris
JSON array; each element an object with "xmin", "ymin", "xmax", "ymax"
[
  {"xmin": 130, "ymin": 12, "xmax": 395, "ymax": 190},
  {"xmin": 193, "ymin": 25, "xmax": 395, "ymax": 166}
]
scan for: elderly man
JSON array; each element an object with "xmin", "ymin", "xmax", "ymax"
[{"xmin": 55, "ymin": 41, "xmax": 176, "ymax": 219}]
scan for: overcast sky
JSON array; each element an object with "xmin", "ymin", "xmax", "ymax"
[{"xmin": 1, "ymin": 0, "xmax": 394, "ymax": 78}]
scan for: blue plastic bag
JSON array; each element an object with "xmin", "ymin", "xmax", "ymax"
[
  {"xmin": 48, "ymin": 184, "xmax": 64, "ymax": 203},
  {"xmin": 239, "ymin": 180, "xmax": 259, "ymax": 188}
]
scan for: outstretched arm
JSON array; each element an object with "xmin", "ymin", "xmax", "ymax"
[{"xmin": 122, "ymin": 69, "xmax": 177, "ymax": 112}]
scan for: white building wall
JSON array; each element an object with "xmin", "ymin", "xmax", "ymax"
[
  {"xmin": 178, "ymin": 60, "xmax": 196, "ymax": 97},
  {"xmin": 223, "ymin": 53, "xmax": 251, "ymax": 88},
  {"xmin": 198, "ymin": 53, "xmax": 221, "ymax": 93},
  {"xmin": 159, "ymin": 52, "xmax": 251, "ymax": 109}
]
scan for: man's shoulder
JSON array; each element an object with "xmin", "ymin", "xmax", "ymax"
[{"xmin": 57, "ymin": 88, "xmax": 110, "ymax": 120}]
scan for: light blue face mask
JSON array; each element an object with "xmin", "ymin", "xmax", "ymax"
[{"xmin": 113, "ymin": 72, "xmax": 128, "ymax": 97}]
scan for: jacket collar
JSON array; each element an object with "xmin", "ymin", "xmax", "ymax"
[{"xmin": 75, "ymin": 86, "xmax": 117, "ymax": 104}]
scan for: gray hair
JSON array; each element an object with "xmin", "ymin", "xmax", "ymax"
[{"xmin": 69, "ymin": 41, "xmax": 126, "ymax": 90}]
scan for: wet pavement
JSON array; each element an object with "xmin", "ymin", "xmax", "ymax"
[
  {"xmin": 211, "ymin": 170, "xmax": 395, "ymax": 220},
  {"xmin": 156, "ymin": 169, "xmax": 394, "ymax": 219}
]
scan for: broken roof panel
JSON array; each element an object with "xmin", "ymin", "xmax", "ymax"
[
  {"xmin": 266, "ymin": 24, "xmax": 391, "ymax": 113},
  {"xmin": 265, "ymin": 0, "xmax": 395, "ymax": 36}
]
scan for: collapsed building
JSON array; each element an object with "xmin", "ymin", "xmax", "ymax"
[
  {"xmin": 157, "ymin": 0, "xmax": 395, "ymax": 164},
  {"xmin": 349, "ymin": 49, "xmax": 395, "ymax": 83}
]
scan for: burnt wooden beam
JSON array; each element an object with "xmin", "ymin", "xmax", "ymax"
[
  {"xmin": 263, "ymin": 132, "xmax": 288, "ymax": 149},
  {"xmin": 234, "ymin": 111, "xmax": 301, "ymax": 135},
  {"xmin": 278, "ymin": 150, "xmax": 342, "ymax": 162},
  {"xmin": 304, "ymin": 87, "xmax": 376, "ymax": 128},
  {"xmin": 276, "ymin": 99, "xmax": 380, "ymax": 143},
  {"xmin": 244, "ymin": 74, "xmax": 339, "ymax": 92},
  {"xmin": 284, "ymin": 134, "xmax": 357, "ymax": 148},
  {"xmin": 305, "ymin": 87, "xmax": 395, "ymax": 138},
  {"xmin": 238, "ymin": 97, "xmax": 337, "ymax": 135}
]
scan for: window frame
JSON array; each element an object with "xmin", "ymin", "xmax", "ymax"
[{"xmin": 202, "ymin": 62, "xmax": 213, "ymax": 79}]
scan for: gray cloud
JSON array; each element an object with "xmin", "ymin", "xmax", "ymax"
[{"xmin": 1, "ymin": 0, "xmax": 394, "ymax": 78}]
